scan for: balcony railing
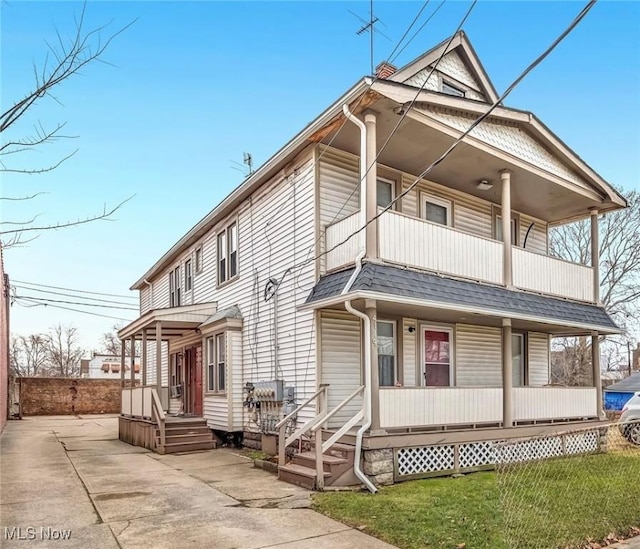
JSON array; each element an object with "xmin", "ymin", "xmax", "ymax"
[
  {"xmin": 324, "ymin": 210, "xmax": 594, "ymax": 303},
  {"xmin": 378, "ymin": 386, "xmax": 598, "ymax": 429}
]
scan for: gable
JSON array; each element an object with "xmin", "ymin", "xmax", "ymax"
[
  {"xmin": 391, "ymin": 32, "xmax": 498, "ymax": 103},
  {"xmin": 405, "ymin": 50, "xmax": 486, "ymax": 101}
]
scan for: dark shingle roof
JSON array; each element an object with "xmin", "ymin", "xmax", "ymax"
[
  {"xmin": 306, "ymin": 263, "xmax": 618, "ymax": 331},
  {"xmin": 604, "ymin": 372, "xmax": 640, "ymax": 393}
]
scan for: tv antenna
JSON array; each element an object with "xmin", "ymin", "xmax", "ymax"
[
  {"xmin": 230, "ymin": 152, "xmax": 254, "ymax": 178},
  {"xmin": 348, "ymin": 0, "xmax": 391, "ymax": 74}
]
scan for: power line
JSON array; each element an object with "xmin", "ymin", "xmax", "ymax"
[
  {"xmin": 12, "ymin": 279, "xmax": 137, "ymax": 299},
  {"xmin": 15, "ymin": 295, "xmax": 139, "ymax": 311},
  {"xmin": 12, "ymin": 284, "xmax": 138, "ymax": 306},
  {"xmin": 390, "ymin": 0, "xmax": 447, "ymax": 64},
  {"xmin": 14, "ymin": 297, "xmax": 134, "ymax": 322},
  {"xmin": 292, "ymin": 0, "xmax": 597, "ymax": 273}
]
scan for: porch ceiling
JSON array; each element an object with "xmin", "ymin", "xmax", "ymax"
[
  {"xmin": 323, "ymin": 97, "xmax": 616, "ymax": 224},
  {"xmin": 118, "ymin": 302, "xmax": 217, "ymax": 341}
]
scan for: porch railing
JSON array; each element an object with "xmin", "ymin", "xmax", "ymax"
[
  {"xmin": 276, "ymin": 384, "xmax": 365, "ymax": 490},
  {"xmin": 379, "ymin": 386, "xmax": 598, "ymax": 429},
  {"xmin": 325, "ymin": 213, "xmax": 361, "ymax": 272},
  {"xmin": 121, "ymin": 385, "xmax": 166, "ymax": 449}
]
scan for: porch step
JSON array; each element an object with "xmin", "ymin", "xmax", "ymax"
[
  {"xmin": 278, "ymin": 463, "xmax": 331, "ymax": 490},
  {"xmin": 158, "ymin": 439, "xmax": 216, "ymax": 454},
  {"xmin": 154, "ymin": 417, "xmax": 216, "ymax": 454},
  {"xmin": 292, "ymin": 451, "xmax": 348, "ymax": 473},
  {"xmin": 163, "ymin": 426, "xmax": 211, "ymax": 436},
  {"xmin": 163, "ymin": 433, "xmax": 216, "ymax": 445}
]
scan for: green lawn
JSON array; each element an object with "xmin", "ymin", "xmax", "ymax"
[{"xmin": 313, "ymin": 452, "xmax": 640, "ymax": 549}]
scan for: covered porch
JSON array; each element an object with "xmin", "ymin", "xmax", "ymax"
[{"xmin": 306, "ymin": 262, "xmax": 619, "ymax": 435}]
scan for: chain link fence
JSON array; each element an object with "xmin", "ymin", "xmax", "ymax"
[{"xmin": 495, "ymin": 421, "xmax": 640, "ymax": 549}]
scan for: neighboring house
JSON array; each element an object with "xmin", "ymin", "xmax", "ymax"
[
  {"xmin": 118, "ymin": 32, "xmax": 626, "ymax": 488},
  {"xmin": 85, "ymin": 353, "xmax": 140, "ymax": 380},
  {"xmin": 0, "ymin": 245, "xmax": 8, "ymax": 433},
  {"xmin": 604, "ymin": 372, "xmax": 640, "ymax": 412}
]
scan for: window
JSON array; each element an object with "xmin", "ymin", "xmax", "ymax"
[
  {"xmin": 195, "ymin": 247, "xmax": 203, "ymax": 274},
  {"xmin": 206, "ymin": 334, "xmax": 226, "ymax": 392},
  {"xmin": 422, "ymin": 193, "xmax": 452, "ymax": 226},
  {"xmin": 442, "ymin": 81, "xmax": 465, "ymax": 98},
  {"xmin": 423, "ymin": 328, "xmax": 452, "ymax": 386},
  {"xmin": 495, "ymin": 214, "xmax": 519, "ymax": 246},
  {"xmin": 217, "ymin": 222, "xmax": 238, "ymax": 284},
  {"xmin": 512, "ymin": 334, "xmax": 526, "ymax": 387},
  {"xmin": 185, "ymin": 259, "xmax": 192, "ymax": 291},
  {"xmin": 170, "ymin": 353, "xmax": 183, "ymax": 388},
  {"xmin": 376, "ymin": 178, "xmax": 395, "ymax": 209},
  {"xmin": 169, "ymin": 266, "xmax": 181, "ymax": 307},
  {"xmin": 377, "ymin": 321, "xmax": 396, "ymax": 387}
]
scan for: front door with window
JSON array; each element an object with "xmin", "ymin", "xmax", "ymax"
[{"xmin": 422, "ymin": 328, "xmax": 452, "ymax": 386}]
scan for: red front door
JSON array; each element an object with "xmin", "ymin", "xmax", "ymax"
[{"xmin": 186, "ymin": 346, "xmax": 203, "ymax": 415}]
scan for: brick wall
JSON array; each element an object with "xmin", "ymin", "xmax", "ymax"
[{"xmin": 19, "ymin": 377, "xmax": 122, "ymax": 416}]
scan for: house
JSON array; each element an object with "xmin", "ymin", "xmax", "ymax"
[
  {"xmin": 604, "ymin": 373, "xmax": 640, "ymax": 412},
  {"xmin": 117, "ymin": 31, "xmax": 625, "ymax": 489},
  {"xmin": 84, "ymin": 353, "xmax": 141, "ymax": 380},
  {"xmin": 1, "ymin": 245, "xmax": 8, "ymax": 433}
]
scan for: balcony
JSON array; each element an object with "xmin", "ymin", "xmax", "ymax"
[
  {"xmin": 324, "ymin": 210, "xmax": 594, "ymax": 303},
  {"xmin": 378, "ymin": 386, "xmax": 598, "ymax": 429}
]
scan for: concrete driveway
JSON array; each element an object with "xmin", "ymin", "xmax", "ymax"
[{"xmin": 0, "ymin": 415, "xmax": 394, "ymax": 548}]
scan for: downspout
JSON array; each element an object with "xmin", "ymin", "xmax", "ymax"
[
  {"xmin": 342, "ymin": 101, "xmax": 377, "ymax": 494},
  {"xmin": 143, "ymin": 279, "xmax": 153, "ymax": 310}
]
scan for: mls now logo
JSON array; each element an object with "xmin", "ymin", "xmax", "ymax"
[{"xmin": 4, "ymin": 527, "xmax": 72, "ymax": 541}]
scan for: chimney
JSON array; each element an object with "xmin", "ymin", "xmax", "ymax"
[{"xmin": 375, "ymin": 61, "xmax": 397, "ymax": 79}]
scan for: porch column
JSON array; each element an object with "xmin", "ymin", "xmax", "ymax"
[
  {"xmin": 120, "ymin": 339, "xmax": 125, "ymax": 388},
  {"xmin": 590, "ymin": 209, "xmax": 600, "ymax": 303},
  {"xmin": 502, "ymin": 318, "xmax": 513, "ymax": 428},
  {"xmin": 365, "ymin": 299, "xmax": 381, "ymax": 431},
  {"xmin": 592, "ymin": 331, "xmax": 604, "ymax": 418},
  {"xmin": 501, "ymin": 170, "xmax": 513, "ymax": 287},
  {"xmin": 130, "ymin": 336, "xmax": 136, "ymax": 387},
  {"xmin": 364, "ymin": 110, "xmax": 378, "ymax": 259},
  {"xmin": 155, "ymin": 321, "xmax": 162, "ymax": 395},
  {"xmin": 141, "ymin": 329, "xmax": 147, "ymax": 386}
]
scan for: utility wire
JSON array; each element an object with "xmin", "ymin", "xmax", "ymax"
[
  {"xmin": 12, "ymin": 284, "xmax": 137, "ymax": 306},
  {"xmin": 12, "ymin": 279, "xmax": 137, "ymax": 299},
  {"xmin": 14, "ymin": 297, "xmax": 134, "ymax": 322},
  {"xmin": 290, "ymin": 0, "xmax": 597, "ymax": 273},
  {"xmin": 390, "ymin": 0, "xmax": 447, "ymax": 64},
  {"xmin": 15, "ymin": 295, "xmax": 139, "ymax": 311}
]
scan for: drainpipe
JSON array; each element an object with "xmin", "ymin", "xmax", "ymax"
[
  {"xmin": 342, "ymin": 105, "xmax": 367, "ymax": 251},
  {"xmin": 341, "ymin": 252, "xmax": 377, "ymax": 494},
  {"xmin": 143, "ymin": 279, "xmax": 153, "ymax": 309}
]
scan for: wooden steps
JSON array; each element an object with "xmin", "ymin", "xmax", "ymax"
[
  {"xmin": 278, "ymin": 438, "xmax": 358, "ymax": 490},
  {"xmin": 154, "ymin": 417, "xmax": 217, "ymax": 454}
]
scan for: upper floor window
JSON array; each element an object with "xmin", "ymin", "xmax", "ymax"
[
  {"xmin": 206, "ymin": 333, "xmax": 226, "ymax": 393},
  {"xmin": 421, "ymin": 192, "xmax": 452, "ymax": 226},
  {"xmin": 185, "ymin": 259, "xmax": 193, "ymax": 291},
  {"xmin": 442, "ymin": 81, "xmax": 465, "ymax": 98},
  {"xmin": 217, "ymin": 222, "xmax": 238, "ymax": 285},
  {"xmin": 512, "ymin": 333, "xmax": 526, "ymax": 387},
  {"xmin": 195, "ymin": 247, "xmax": 203, "ymax": 274},
  {"xmin": 495, "ymin": 214, "xmax": 519, "ymax": 246},
  {"xmin": 169, "ymin": 266, "xmax": 181, "ymax": 307},
  {"xmin": 376, "ymin": 178, "xmax": 395, "ymax": 209}
]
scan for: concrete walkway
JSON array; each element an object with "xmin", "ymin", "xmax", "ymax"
[{"xmin": 0, "ymin": 415, "xmax": 395, "ymax": 548}]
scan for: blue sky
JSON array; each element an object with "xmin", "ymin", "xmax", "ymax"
[{"xmin": 2, "ymin": 1, "xmax": 639, "ymax": 350}]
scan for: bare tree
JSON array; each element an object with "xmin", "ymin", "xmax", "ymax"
[
  {"xmin": 0, "ymin": 3, "xmax": 135, "ymax": 248},
  {"xmin": 10, "ymin": 334, "xmax": 51, "ymax": 377},
  {"xmin": 100, "ymin": 324, "xmax": 139, "ymax": 357},
  {"xmin": 46, "ymin": 324, "xmax": 84, "ymax": 377},
  {"xmin": 550, "ymin": 189, "xmax": 640, "ymax": 384}
]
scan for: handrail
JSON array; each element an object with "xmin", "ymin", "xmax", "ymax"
[
  {"xmin": 150, "ymin": 388, "xmax": 165, "ymax": 450},
  {"xmin": 311, "ymin": 385, "xmax": 364, "ymax": 433},
  {"xmin": 278, "ymin": 385, "xmax": 328, "ymax": 467},
  {"xmin": 275, "ymin": 385, "xmax": 327, "ymax": 430}
]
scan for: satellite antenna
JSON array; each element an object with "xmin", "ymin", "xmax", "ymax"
[{"xmin": 348, "ymin": 0, "xmax": 391, "ymax": 74}]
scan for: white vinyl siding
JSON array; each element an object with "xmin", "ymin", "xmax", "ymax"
[
  {"xmin": 318, "ymin": 148, "xmax": 360, "ymax": 228},
  {"xmin": 402, "ymin": 318, "xmax": 417, "ymax": 387},
  {"xmin": 229, "ymin": 331, "xmax": 244, "ymax": 429},
  {"xmin": 144, "ymin": 151, "xmax": 317, "ymax": 432},
  {"xmin": 320, "ymin": 311, "xmax": 362, "ymax": 429},
  {"xmin": 455, "ymin": 324, "xmax": 502, "ymax": 387},
  {"xmin": 139, "ymin": 286, "xmax": 151, "ymax": 314},
  {"xmin": 520, "ymin": 213, "xmax": 548, "ymax": 254},
  {"xmin": 528, "ymin": 332, "xmax": 550, "ymax": 386}
]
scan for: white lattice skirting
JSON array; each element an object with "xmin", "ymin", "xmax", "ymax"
[{"xmin": 395, "ymin": 430, "xmax": 600, "ymax": 478}]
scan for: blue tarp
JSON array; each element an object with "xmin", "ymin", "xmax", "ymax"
[{"xmin": 604, "ymin": 391, "xmax": 634, "ymax": 412}]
